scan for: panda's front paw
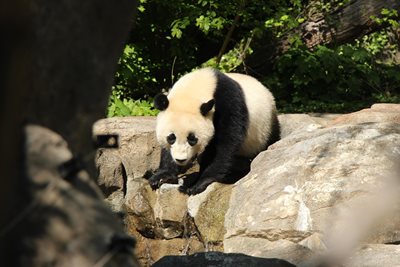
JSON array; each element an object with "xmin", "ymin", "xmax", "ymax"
[
  {"xmin": 178, "ymin": 185, "xmax": 190, "ymax": 194},
  {"xmin": 186, "ymin": 185, "xmax": 207, "ymax": 195},
  {"xmin": 179, "ymin": 185, "xmax": 203, "ymax": 196},
  {"xmin": 148, "ymin": 171, "xmax": 179, "ymax": 190},
  {"xmin": 179, "ymin": 178, "xmax": 214, "ymax": 195},
  {"xmin": 148, "ymin": 175, "xmax": 162, "ymax": 190}
]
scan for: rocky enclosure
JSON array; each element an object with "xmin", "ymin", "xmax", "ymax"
[{"xmin": 94, "ymin": 104, "xmax": 400, "ymax": 267}]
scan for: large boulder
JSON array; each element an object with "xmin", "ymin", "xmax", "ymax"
[
  {"xmin": 329, "ymin": 103, "xmax": 400, "ymax": 126},
  {"xmin": 153, "ymin": 252, "xmax": 296, "ymax": 267},
  {"xmin": 224, "ymin": 122, "xmax": 400, "ymax": 266},
  {"xmin": 278, "ymin": 113, "xmax": 339, "ymax": 138}
]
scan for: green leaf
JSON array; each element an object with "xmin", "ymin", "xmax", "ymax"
[{"xmin": 114, "ymin": 97, "xmax": 131, "ymax": 116}]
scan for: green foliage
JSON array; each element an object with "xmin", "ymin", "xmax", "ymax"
[
  {"xmin": 364, "ymin": 9, "xmax": 399, "ymax": 59},
  {"xmin": 114, "ymin": 44, "xmax": 159, "ymax": 99},
  {"xmin": 370, "ymin": 8, "xmax": 399, "ymax": 28},
  {"xmin": 112, "ymin": 0, "xmax": 279, "ymax": 102},
  {"xmin": 201, "ymin": 37, "xmax": 253, "ymax": 72},
  {"xmin": 110, "ymin": 0, "xmax": 400, "ymax": 116},
  {"xmin": 107, "ymin": 93, "xmax": 158, "ymax": 117},
  {"xmin": 266, "ymin": 42, "xmax": 400, "ymax": 113}
]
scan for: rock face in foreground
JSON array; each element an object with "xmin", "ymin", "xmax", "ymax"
[
  {"xmin": 224, "ymin": 122, "xmax": 400, "ymax": 265},
  {"xmin": 94, "ymin": 104, "xmax": 400, "ymax": 267},
  {"xmin": 23, "ymin": 125, "xmax": 139, "ymax": 267}
]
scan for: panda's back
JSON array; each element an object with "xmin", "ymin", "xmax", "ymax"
[{"xmin": 225, "ymin": 73, "xmax": 277, "ymax": 157}]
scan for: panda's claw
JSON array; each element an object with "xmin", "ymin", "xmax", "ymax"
[
  {"xmin": 178, "ymin": 185, "xmax": 198, "ymax": 195},
  {"xmin": 180, "ymin": 183, "xmax": 208, "ymax": 196},
  {"xmin": 148, "ymin": 177, "xmax": 160, "ymax": 190},
  {"xmin": 148, "ymin": 171, "xmax": 179, "ymax": 190},
  {"xmin": 178, "ymin": 185, "xmax": 189, "ymax": 194}
]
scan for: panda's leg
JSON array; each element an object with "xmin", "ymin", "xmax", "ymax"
[
  {"xmin": 185, "ymin": 108, "xmax": 247, "ymax": 194},
  {"xmin": 184, "ymin": 131, "xmax": 246, "ymax": 195},
  {"xmin": 148, "ymin": 148, "xmax": 180, "ymax": 190},
  {"xmin": 198, "ymin": 140, "xmax": 217, "ymax": 175},
  {"xmin": 185, "ymin": 150, "xmax": 236, "ymax": 195},
  {"xmin": 179, "ymin": 141, "xmax": 216, "ymax": 193}
]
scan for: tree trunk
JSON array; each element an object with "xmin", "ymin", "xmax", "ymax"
[
  {"xmin": 0, "ymin": 0, "xmax": 138, "ymax": 266},
  {"xmin": 289, "ymin": 0, "xmax": 400, "ymax": 50},
  {"xmin": 246, "ymin": 0, "xmax": 400, "ymax": 76}
]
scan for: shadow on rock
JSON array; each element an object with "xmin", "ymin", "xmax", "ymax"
[{"xmin": 152, "ymin": 251, "xmax": 296, "ymax": 267}]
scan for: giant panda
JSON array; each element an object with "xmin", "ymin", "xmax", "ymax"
[{"xmin": 148, "ymin": 67, "xmax": 279, "ymax": 195}]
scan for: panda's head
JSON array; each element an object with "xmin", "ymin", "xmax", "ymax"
[{"xmin": 154, "ymin": 94, "xmax": 215, "ymax": 166}]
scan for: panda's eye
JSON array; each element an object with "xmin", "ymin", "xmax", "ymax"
[
  {"xmin": 187, "ymin": 133, "xmax": 198, "ymax": 146},
  {"xmin": 167, "ymin": 133, "xmax": 176, "ymax": 145}
]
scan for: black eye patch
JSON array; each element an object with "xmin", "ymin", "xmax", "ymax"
[
  {"xmin": 167, "ymin": 133, "xmax": 176, "ymax": 145},
  {"xmin": 187, "ymin": 133, "xmax": 198, "ymax": 146}
]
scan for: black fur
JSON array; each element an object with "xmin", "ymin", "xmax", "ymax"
[
  {"xmin": 181, "ymin": 70, "xmax": 249, "ymax": 195},
  {"xmin": 200, "ymin": 99, "xmax": 215, "ymax": 116},
  {"xmin": 147, "ymin": 148, "xmax": 180, "ymax": 189},
  {"xmin": 154, "ymin": 93, "xmax": 169, "ymax": 111},
  {"xmin": 267, "ymin": 111, "xmax": 281, "ymax": 147}
]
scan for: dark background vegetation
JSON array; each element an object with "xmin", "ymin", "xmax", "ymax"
[{"xmin": 108, "ymin": 0, "xmax": 400, "ymax": 116}]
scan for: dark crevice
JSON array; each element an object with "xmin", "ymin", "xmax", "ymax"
[
  {"xmin": 385, "ymin": 241, "xmax": 400, "ymax": 245},
  {"xmin": 182, "ymin": 213, "xmax": 205, "ymax": 250},
  {"xmin": 121, "ymin": 163, "xmax": 127, "ymax": 197}
]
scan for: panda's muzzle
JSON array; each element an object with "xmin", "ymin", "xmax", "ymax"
[
  {"xmin": 175, "ymin": 159, "xmax": 186, "ymax": 164},
  {"xmin": 174, "ymin": 154, "xmax": 198, "ymax": 167}
]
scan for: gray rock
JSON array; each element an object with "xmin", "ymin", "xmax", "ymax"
[
  {"xmin": 94, "ymin": 116, "xmax": 160, "ymax": 180},
  {"xmin": 344, "ymin": 244, "xmax": 400, "ymax": 267},
  {"xmin": 224, "ymin": 237, "xmax": 313, "ymax": 265},
  {"xmin": 154, "ymin": 184, "xmax": 188, "ymax": 224},
  {"xmin": 23, "ymin": 125, "xmax": 139, "ymax": 267},
  {"xmin": 94, "ymin": 113, "xmax": 400, "ymax": 266},
  {"xmin": 278, "ymin": 113, "xmax": 341, "ymax": 139},
  {"xmin": 152, "ymin": 252, "xmax": 296, "ymax": 267},
  {"xmin": 94, "ymin": 117, "xmax": 160, "ymax": 212},
  {"xmin": 188, "ymin": 183, "xmax": 233, "ymax": 243},
  {"xmin": 224, "ymin": 123, "xmax": 400, "ymax": 266},
  {"xmin": 371, "ymin": 103, "xmax": 400, "ymax": 112},
  {"xmin": 125, "ymin": 178, "xmax": 158, "ymax": 238},
  {"xmin": 278, "ymin": 114, "xmax": 324, "ymax": 139},
  {"xmin": 153, "ymin": 184, "xmax": 188, "ymax": 239},
  {"xmin": 136, "ymin": 237, "xmax": 204, "ymax": 266},
  {"xmin": 329, "ymin": 104, "xmax": 400, "ymax": 126}
]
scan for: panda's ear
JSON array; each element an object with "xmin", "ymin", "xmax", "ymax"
[
  {"xmin": 154, "ymin": 93, "xmax": 169, "ymax": 111},
  {"xmin": 200, "ymin": 99, "xmax": 215, "ymax": 116}
]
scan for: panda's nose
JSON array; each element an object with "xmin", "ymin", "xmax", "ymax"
[{"xmin": 175, "ymin": 159, "xmax": 186, "ymax": 164}]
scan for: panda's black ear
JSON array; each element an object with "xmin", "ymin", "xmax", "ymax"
[
  {"xmin": 154, "ymin": 94, "xmax": 169, "ymax": 111},
  {"xmin": 200, "ymin": 99, "xmax": 215, "ymax": 116}
]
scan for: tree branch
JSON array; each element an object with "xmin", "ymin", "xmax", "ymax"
[{"xmin": 246, "ymin": 0, "xmax": 400, "ymax": 76}]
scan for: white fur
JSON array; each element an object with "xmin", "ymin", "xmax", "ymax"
[
  {"xmin": 156, "ymin": 111, "xmax": 214, "ymax": 165},
  {"xmin": 156, "ymin": 68, "xmax": 277, "ymax": 163},
  {"xmin": 167, "ymin": 68, "xmax": 216, "ymax": 114}
]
